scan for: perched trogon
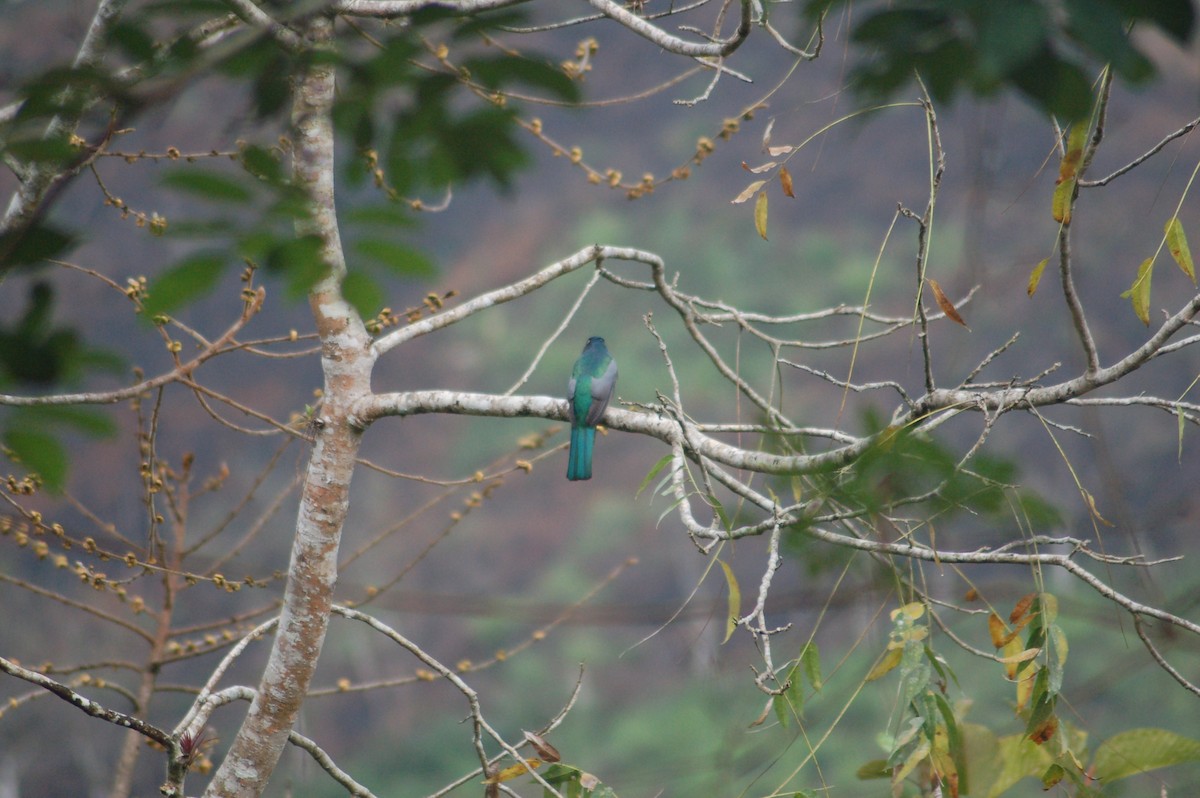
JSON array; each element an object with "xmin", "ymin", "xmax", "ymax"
[{"xmin": 566, "ymin": 336, "xmax": 618, "ymax": 481}]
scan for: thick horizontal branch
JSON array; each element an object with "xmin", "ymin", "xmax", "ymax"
[{"xmin": 356, "ymin": 390, "xmax": 871, "ymax": 475}]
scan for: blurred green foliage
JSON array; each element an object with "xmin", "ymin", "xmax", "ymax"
[{"xmin": 805, "ymin": 0, "xmax": 1196, "ymax": 120}]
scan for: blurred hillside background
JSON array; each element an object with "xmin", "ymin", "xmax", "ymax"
[{"xmin": 2, "ymin": 1, "xmax": 1200, "ymax": 796}]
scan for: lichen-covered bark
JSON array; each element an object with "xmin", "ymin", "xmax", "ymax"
[{"xmin": 203, "ymin": 16, "xmax": 372, "ymax": 797}]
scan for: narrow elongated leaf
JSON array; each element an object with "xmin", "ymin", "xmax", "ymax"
[
  {"xmin": 1027, "ymin": 257, "xmax": 1048, "ymax": 297},
  {"xmin": 636, "ymin": 454, "xmax": 673, "ymax": 498},
  {"xmin": 743, "ymin": 160, "xmax": 777, "ymax": 174},
  {"xmin": 1047, "ymin": 623, "xmax": 1068, "ymax": 694},
  {"xmin": 928, "ymin": 278, "xmax": 968, "ymax": 328},
  {"xmin": 800, "ymin": 642, "xmax": 822, "ymax": 690},
  {"xmin": 754, "ymin": 191, "xmax": 768, "ymax": 240},
  {"xmin": 718, "ymin": 559, "xmax": 740, "ymax": 643},
  {"xmin": 1058, "ymin": 123, "xmax": 1089, "ymax": 183},
  {"xmin": 732, "ymin": 180, "xmax": 766, "ymax": 203},
  {"xmin": 1166, "ymin": 217, "xmax": 1196, "ymax": 284},
  {"xmin": 866, "ymin": 647, "xmax": 903, "ymax": 681},
  {"xmin": 1052, "ymin": 177, "xmax": 1075, "ymax": 223},
  {"xmin": 1178, "ymin": 404, "xmax": 1186, "ymax": 462}
]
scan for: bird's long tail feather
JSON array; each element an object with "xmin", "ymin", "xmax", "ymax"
[{"xmin": 567, "ymin": 425, "xmax": 595, "ymax": 481}]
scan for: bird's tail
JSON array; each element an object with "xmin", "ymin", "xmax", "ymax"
[{"xmin": 567, "ymin": 425, "xmax": 595, "ymax": 481}]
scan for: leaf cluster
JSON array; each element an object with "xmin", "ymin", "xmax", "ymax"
[{"xmin": 805, "ymin": 0, "xmax": 1195, "ymax": 120}]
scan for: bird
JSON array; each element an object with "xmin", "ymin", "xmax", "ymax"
[{"xmin": 566, "ymin": 336, "xmax": 618, "ymax": 481}]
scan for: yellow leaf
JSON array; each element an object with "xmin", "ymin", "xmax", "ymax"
[
  {"xmin": 891, "ymin": 601, "xmax": 926, "ymax": 622},
  {"xmin": 1166, "ymin": 217, "xmax": 1196, "ymax": 285},
  {"xmin": 754, "ymin": 191, "xmax": 768, "ymax": 240},
  {"xmin": 1082, "ymin": 489, "xmax": 1115, "ymax": 526},
  {"xmin": 1015, "ymin": 663, "xmax": 1037, "ymax": 710},
  {"xmin": 1039, "ymin": 592, "xmax": 1058, "ymax": 624},
  {"xmin": 779, "ymin": 166, "xmax": 795, "ymax": 198},
  {"xmin": 1052, "ymin": 178, "xmax": 1075, "ymax": 224},
  {"xmin": 996, "ymin": 647, "xmax": 1042, "ymax": 664},
  {"xmin": 1049, "ymin": 624, "xmax": 1068, "ymax": 672},
  {"xmin": 483, "ymin": 760, "xmax": 542, "ymax": 784},
  {"xmin": 1027, "ymin": 257, "xmax": 1049, "ymax": 297},
  {"xmin": 928, "ymin": 278, "xmax": 969, "ymax": 329},
  {"xmin": 988, "ymin": 612, "xmax": 1013, "ymax": 648},
  {"xmin": 866, "ymin": 647, "xmax": 903, "ymax": 681},
  {"xmin": 1057, "ymin": 123, "xmax": 1088, "ymax": 183},
  {"xmin": 1122, "ymin": 257, "xmax": 1153, "ymax": 325},
  {"xmin": 718, "ymin": 559, "xmax": 740, "ymax": 644},
  {"xmin": 732, "ymin": 179, "xmax": 766, "ymax": 203},
  {"xmin": 1001, "ymin": 635, "xmax": 1025, "ymax": 680}
]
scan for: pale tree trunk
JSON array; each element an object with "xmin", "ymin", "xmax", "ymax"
[{"xmin": 203, "ymin": 15, "xmax": 373, "ymax": 797}]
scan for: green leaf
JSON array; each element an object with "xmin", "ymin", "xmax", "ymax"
[
  {"xmin": 1165, "ymin": 216, "xmax": 1196, "ymax": 284},
  {"xmin": 717, "ymin": 558, "xmax": 740, "ymax": 644},
  {"xmin": 0, "ymin": 224, "xmax": 76, "ymax": 270},
  {"xmin": 1046, "ymin": 623, "xmax": 1068, "ymax": 695},
  {"xmin": 341, "ymin": 271, "xmax": 385, "ymax": 319},
  {"xmin": 800, "ymin": 642, "xmax": 823, "ymax": 690},
  {"xmin": 635, "ymin": 454, "xmax": 673, "ymax": 499},
  {"xmin": 354, "ymin": 239, "xmax": 436, "ymax": 278},
  {"xmin": 266, "ymin": 235, "xmax": 328, "ymax": 297},
  {"xmin": 1051, "ymin": 177, "xmax": 1075, "ymax": 223},
  {"xmin": 1091, "ymin": 728, "xmax": 1200, "ymax": 782},
  {"xmin": 1122, "ymin": 257, "xmax": 1154, "ymax": 325},
  {"xmin": 773, "ymin": 692, "xmax": 790, "ymax": 728},
  {"xmin": 3, "ymin": 426, "xmax": 68, "ymax": 492},
  {"xmin": 1026, "ymin": 257, "xmax": 1049, "ymax": 297},
  {"xmin": 4, "ymin": 135, "xmax": 79, "ymax": 166},
  {"xmin": 23, "ymin": 405, "xmax": 117, "ymax": 438},
  {"xmin": 855, "ymin": 758, "xmax": 891, "ymax": 780},
  {"xmin": 162, "ymin": 169, "xmax": 255, "ymax": 203},
  {"xmin": 143, "ymin": 251, "xmax": 227, "ymax": 315}
]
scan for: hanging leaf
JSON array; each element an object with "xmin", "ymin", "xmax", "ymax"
[
  {"xmin": 482, "ymin": 759, "xmax": 542, "ymax": 784},
  {"xmin": 743, "ymin": 160, "xmax": 778, "ymax": 174},
  {"xmin": 522, "ymin": 731, "xmax": 561, "ymax": 763},
  {"xmin": 1027, "ymin": 257, "xmax": 1049, "ymax": 297},
  {"xmin": 1082, "ymin": 489, "xmax": 1115, "ymax": 526},
  {"xmin": 928, "ymin": 279, "xmax": 969, "ymax": 329},
  {"xmin": 718, "ymin": 559, "xmax": 741, "ymax": 643},
  {"xmin": 1121, "ymin": 257, "xmax": 1153, "ymax": 325},
  {"xmin": 779, "ymin": 166, "xmax": 795, "ymax": 198},
  {"xmin": 800, "ymin": 642, "xmax": 822, "ymax": 690},
  {"xmin": 767, "ymin": 144, "xmax": 794, "ymax": 156},
  {"xmin": 866, "ymin": 647, "xmax": 903, "ymax": 681},
  {"xmin": 1178, "ymin": 404, "xmax": 1186, "ymax": 463},
  {"xmin": 754, "ymin": 190, "xmax": 769, "ymax": 240},
  {"xmin": 732, "ymin": 179, "xmax": 766, "ymax": 203},
  {"xmin": 1051, "ymin": 178, "xmax": 1075, "ymax": 223},
  {"xmin": 1057, "ymin": 123, "xmax": 1089, "ymax": 183},
  {"xmin": 1165, "ymin": 217, "xmax": 1196, "ymax": 284},
  {"xmin": 761, "ymin": 117, "xmax": 775, "ymax": 151}
]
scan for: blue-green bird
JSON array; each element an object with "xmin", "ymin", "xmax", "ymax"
[{"xmin": 566, "ymin": 336, "xmax": 618, "ymax": 481}]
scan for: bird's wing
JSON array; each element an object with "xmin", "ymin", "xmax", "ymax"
[
  {"xmin": 566, "ymin": 374, "xmax": 578, "ymax": 423},
  {"xmin": 584, "ymin": 358, "xmax": 618, "ymax": 426}
]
